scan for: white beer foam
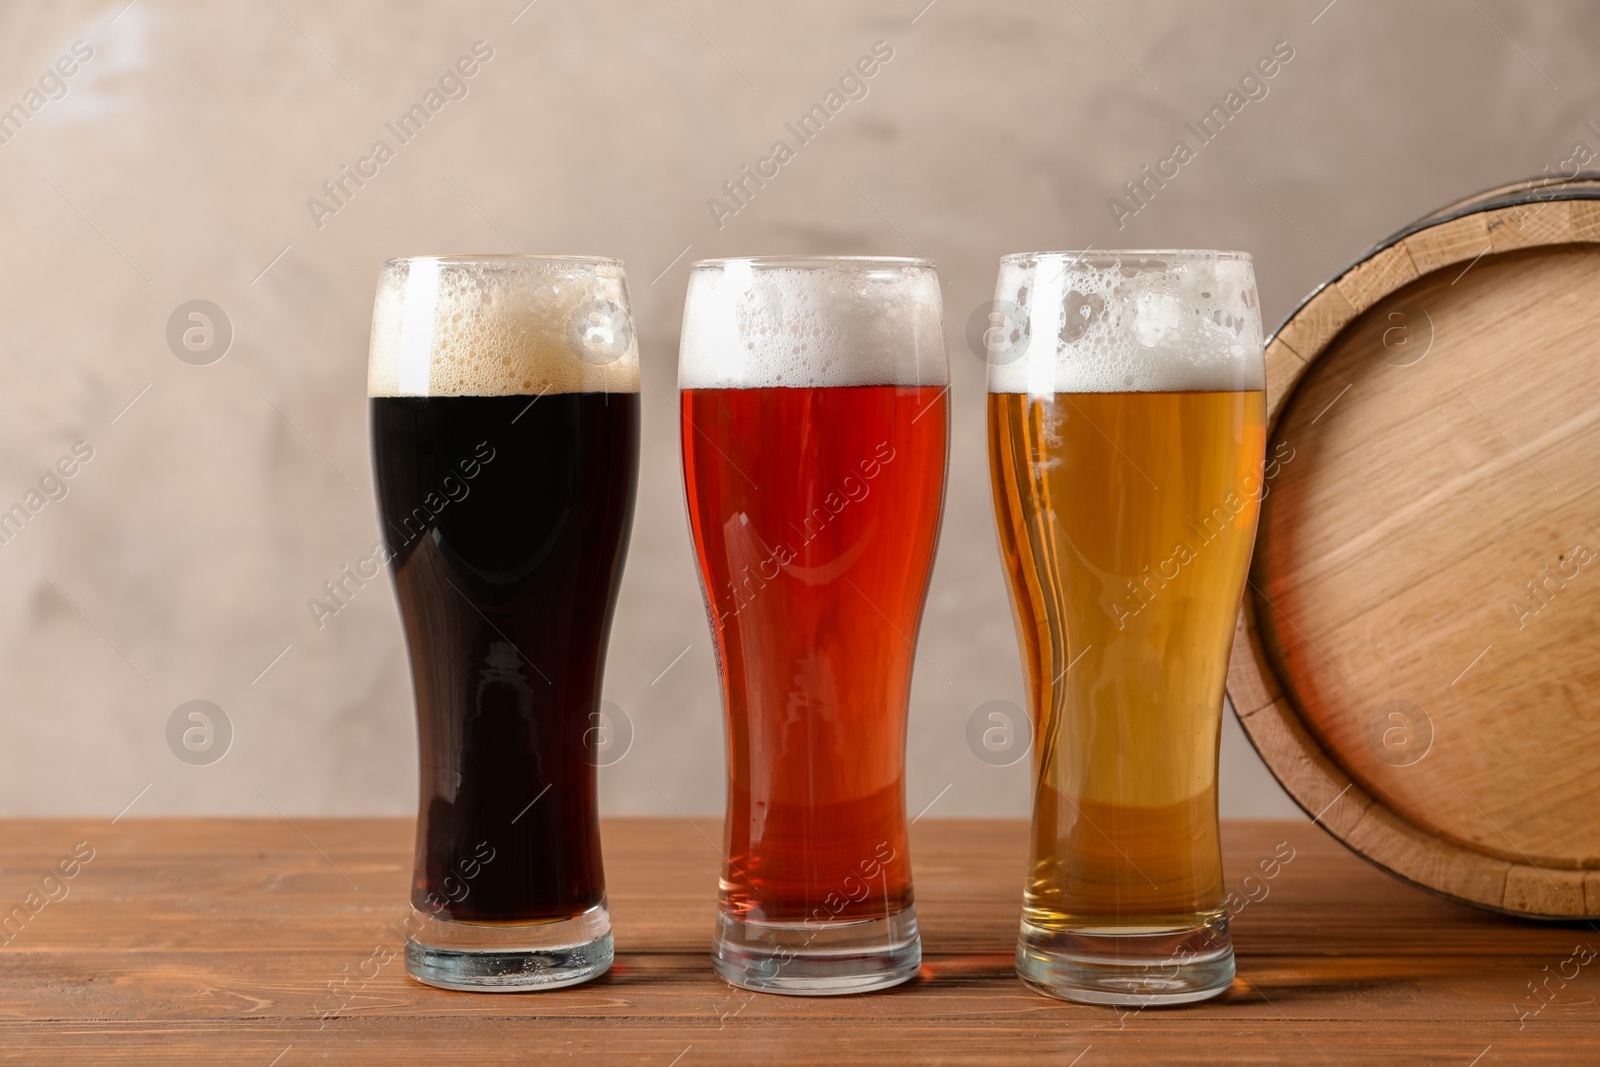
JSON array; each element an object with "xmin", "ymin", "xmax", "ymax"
[
  {"xmin": 368, "ymin": 256, "xmax": 640, "ymax": 397},
  {"xmin": 987, "ymin": 251, "xmax": 1265, "ymax": 394},
  {"xmin": 678, "ymin": 259, "xmax": 948, "ymax": 389}
]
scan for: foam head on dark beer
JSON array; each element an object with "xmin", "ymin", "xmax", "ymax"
[
  {"xmin": 988, "ymin": 250, "xmax": 1265, "ymax": 395},
  {"xmin": 368, "ymin": 255, "xmax": 640, "ymax": 397},
  {"xmin": 679, "ymin": 257, "xmax": 947, "ymax": 388}
]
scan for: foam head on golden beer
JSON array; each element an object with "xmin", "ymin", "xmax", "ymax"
[
  {"xmin": 987, "ymin": 250, "xmax": 1262, "ymax": 396},
  {"xmin": 986, "ymin": 251, "xmax": 1266, "ymax": 950}
]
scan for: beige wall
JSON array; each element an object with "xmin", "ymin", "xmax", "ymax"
[{"xmin": 0, "ymin": 0, "xmax": 1592, "ymax": 817}]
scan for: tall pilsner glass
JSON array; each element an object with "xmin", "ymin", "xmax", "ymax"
[
  {"xmin": 679, "ymin": 257, "xmax": 949, "ymax": 994},
  {"xmin": 368, "ymin": 255, "xmax": 639, "ymax": 991},
  {"xmin": 986, "ymin": 250, "xmax": 1265, "ymax": 1005}
]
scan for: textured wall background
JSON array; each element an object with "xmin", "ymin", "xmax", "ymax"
[{"xmin": 0, "ymin": 0, "xmax": 1593, "ymax": 818}]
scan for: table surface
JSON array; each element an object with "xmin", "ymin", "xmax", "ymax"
[{"xmin": 1, "ymin": 817, "xmax": 1595, "ymax": 1065}]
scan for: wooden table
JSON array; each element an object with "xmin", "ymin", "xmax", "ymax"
[{"xmin": 1, "ymin": 818, "xmax": 1594, "ymax": 1064}]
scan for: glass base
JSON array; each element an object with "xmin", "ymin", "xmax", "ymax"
[
  {"xmin": 405, "ymin": 901, "xmax": 613, "ymax": 992},
  {"xmin": 713, "ymin": 908, "xmax": 921, "ymax": 995},
  {"xmin": 1016, "ymin": 916, "xmax": 1234, "ymax": 1006}
]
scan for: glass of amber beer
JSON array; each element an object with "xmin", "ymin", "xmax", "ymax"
[
  {"xmin": 679, "ymin": 257, "xmax": 948, "ymax": 994},
  {"xmin": 987, "ymin": 250, "xmax": 1265, "ymax": 1005},
  {"xmin": 369, "ymin": 255, "xmax": 639, "ymax": 991}
]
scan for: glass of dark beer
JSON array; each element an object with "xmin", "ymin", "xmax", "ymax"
[
  {"xmin": 367, "ymin": 255, "xmax": 639, "ymax": 991},
  {"xmin": 679, "ymin": 257, "xmax": 949, "ymax": 994}
]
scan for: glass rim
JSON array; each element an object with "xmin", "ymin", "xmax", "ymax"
[
  {"xmin": 998, "ymin": 248, "xmax": 1253, "ymax": 266},
  {"xmin": 380, "ymin": 253, "xmax": 625, "ymax": 269},
  {"xmin": 689, "ymin": 255, "xmax": 935, "ymax": 271}
]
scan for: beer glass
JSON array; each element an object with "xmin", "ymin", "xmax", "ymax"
[
  {"xmin": 986, "ymin": 250, "xmax": 1265, "ymax": 1005},
  {"xmin": 679, "ymin": 257, "xmax": 948, "ymax": 994},
  {"xmin": 368, "ymin": 255, "xmax": 639, "ymax": 990}
]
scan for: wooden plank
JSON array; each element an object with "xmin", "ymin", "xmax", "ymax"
[
  {"xmin": 1571, "ymin": 199, "xmax": 1600, "ymax": 242},
  {"xmin": 1486, "ymin": 200, "xmax": 1573, "ymax": 251},
  {"xmin": 1, "ymin": 817, "xmax": 1596, "ymax": 1063},
  {"xmin": 1263, "ymin": 336, "xmax": 1307, "ymax": 418},
  {"xmin": 1336, "ymin": 241, "xmax": 1419, "ymax": 314},
  {"xmin": 1403, "ymin": 212, "xmax": 1491, "ymax": 274},
  {"xmin": 1274, "ymin": 285, "xmax": 1356, "ymax": 366},
  {"xmin": 1226, "ymin": 603, "xmax": 1281, "ymax": 717}
]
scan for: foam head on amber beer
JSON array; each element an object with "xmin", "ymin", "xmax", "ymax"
[
  {"xmin": 678, "ymin": 257, "xmax": 947, "ymax": 389},
  {"xmin": 368, "ymin": 255, "xmax": 640, "ymax": 397},
  {"xmin": 988, "ymin": 250, "xmax": 1265, "ymax": 394}
]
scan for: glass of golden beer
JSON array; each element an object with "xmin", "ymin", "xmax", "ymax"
[{"xmin": 986, "ymin": 250, "xmax": 1265, "ymax": 1005}]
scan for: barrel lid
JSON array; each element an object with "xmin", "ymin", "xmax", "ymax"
[{"xmin": 1231, "ymin": 173, "xmax": 1600, "ymax": 918}]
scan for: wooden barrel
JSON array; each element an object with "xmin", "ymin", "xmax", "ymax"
[{"xmin": 1229, "ymin": 174, "xmax": 1600, "ymax": 919}]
